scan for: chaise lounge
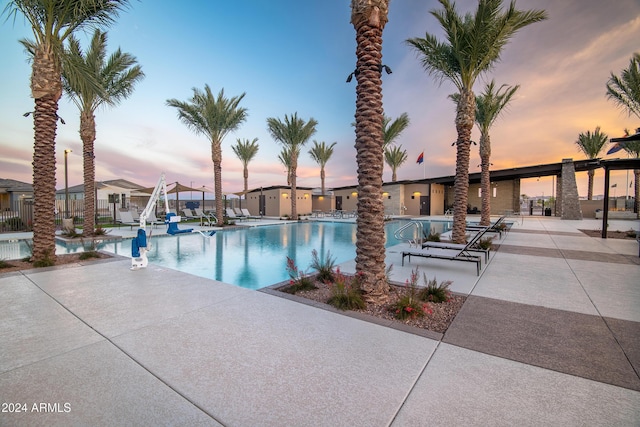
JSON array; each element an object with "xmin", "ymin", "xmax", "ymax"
[
  {"xmin": 421, "ymin": 226, "xmax": 491, "ymax": 262},
  {"xmin": 402, "ymin": 235, "xmax": 484, "ymax": 275}
]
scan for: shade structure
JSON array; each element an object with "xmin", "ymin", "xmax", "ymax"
[
  {"xmin": 607, "ymin": 127, "xmax": 640, "ymax": 155},
  {"xmin": 138, "ymin": 182, "xmax": 206, "ymax": 212}
]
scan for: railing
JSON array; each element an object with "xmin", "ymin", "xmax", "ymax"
[{"xmin": 394, "ymin": 220, "xmax": 424, "ymax": 245}]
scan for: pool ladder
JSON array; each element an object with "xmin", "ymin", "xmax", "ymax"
[{"xmin": 394, "ymin": 221, "xmax": 424, "ymax": 246}]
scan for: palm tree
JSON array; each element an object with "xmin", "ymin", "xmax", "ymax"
[
  {"xmin": 383, "ymin": 113, "xmax": 410, "ymax": 147},
  {"xmin": 607, "ymin": 53, "xmax": 640, "ymax": 215},
  {"xmin": 231, "ymin": 137, "xmax": 259, "ymax": 197},
  {"xmin": 308, "ymin": 140, "xmax": 337, "ymax": 195},
  {"xmin": 384, "ymin": 145, "xmax": 408, "ymax": 182},
  {"xmin": 4, "ymin": 0, "xmax": 130, "ymax": 263},
  {"xmin": 453, "ymin": 80, "xmax": 520, "ymax": 225},
  {"xmin": 62, "ymin": 29, "xmax": 144, "ymax": 237},
  {"xmin": 575, "ymin": 127, "xmax": 607, "ymax": 200},
  {"xmin": 278, "ymin": 147, "xmax": 292, "ymax": 186},
  {"xmin": 350, "ymin": 0, "xmax": 390, "ymax": 303},
  {"xmin": 266, "ymin": 113, "xmax": 317, "ymax": 220},
  {"xmin": 606, "ymin": 53, "xmax": 640, "ymax": 118},
  {"xmin": 406, "ymin": 0, "xmax": 547, "ymax": 243},
  {"xmin": 167, "ymin": 86, "xmax": 247, "ymax": 226}
]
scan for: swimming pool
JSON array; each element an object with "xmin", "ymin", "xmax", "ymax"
[{"xmin": 1, "ymin": 219, "xmax": 452, "ymax": 290}]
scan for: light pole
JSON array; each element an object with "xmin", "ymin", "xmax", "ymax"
[{"xmin": 64, "ymin": 149, "xmax": 72, "ymax": 219}]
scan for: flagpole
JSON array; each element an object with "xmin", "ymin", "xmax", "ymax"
[{"xmin": 423, "ymin": 149, "xmax": 426, "ymax": 179}]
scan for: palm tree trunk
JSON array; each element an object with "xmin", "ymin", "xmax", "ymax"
[
  {"xmin": 290, "ymin": 155, "xmax": 298, "ymax": 220},
  {"xmin": 352, "ymin": 0, "xmax": 389, "ymax": 304},
  {"xmin": 212, "ymin": 141, "xmax": 224, "ymax": 226},
  {"xmin": 30, "ymin": 48, "xmax": 62, "ymax": 263},
  {"xmin": 392, "ymin": 168, "xmax": 397, "ymax": 182},
  {"xmin": 452, "ymin": 88, "xmax": 475, "ymax": 244},
  {"xmin": 243, "ymin": 166, "xmax": 249, "ymax": 194},
  {"xmin": 479, "ymin": 133, "xmax": 491, "ymax": 226},
  {"xmin": 81, "ymin": 111, "xmax": 96, "ymax": 236},
  {"xmin": 587, "ymin": 169, "xmax": 594, "ymax": 201},
  {"xmin": 320, "ymin": 167, "xmax": 325, "ymax": 196}
]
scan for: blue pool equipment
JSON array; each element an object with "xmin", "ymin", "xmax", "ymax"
[
  {"xmin": 165, "ymin": 212, "xmax": 193, "ymax": 235},
  {"xmin": 131, "ymin": 228, "xmax": 149, "ymax": 269}
]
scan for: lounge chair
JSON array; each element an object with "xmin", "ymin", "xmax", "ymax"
[
  {"xmin": 194, "ymin": 208, "xmax": 217, "ymax": 226},
  {"xmin": 182, "ymin": 209, "xmax": 197, "ymax": 220},
  {"xmin": 402, "ymin": 234, "xmax": 484, "ymax": 275},
  {"xmin": 240, "ymin": 208, "xmax": 260, "ymax": 220},
  {"xmin": 421, "ymin": 226, "xmax": 491, "ymax": 262},
  {"xmin": 117, "ymin": 210, "xmax": 139, "ymax": 230},
  {"xmin": 466, "ymin": 215, "xmax": 507, "ymax": 237},
  {"xmin": 226, "ymin": 207, "xmax": 247, "ymax": 221}
]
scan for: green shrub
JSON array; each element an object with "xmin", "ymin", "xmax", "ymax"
[
  {"xmin": 476, "ymin": 237, "xmax": 493, "ymax": 250},
  {"xmin": 393, "ymin": 268, "xmax": 431, "ymax": 319},
  {"xmin": 4, "ymin": 217, "xmax": 24, "ymax": 231},
  {"xmin": 310, "ymin": 249, "xmax": 336, "ymax": 282},
  {"xmin": 327, "ymin": 269, "xmax": 365, "ymax": 310},
  {"xmin": 0, "ymin": 259, "xmax": 15, "ymax": 269},
  {"xmin": 626, "ymin": 229, "xmax": 637, "ymax": 238},
  {"xmin": 79, "ymin": 251, "xmax": 100, "ymax": 260},
  {"xmin": 32, "ymin": 250, "xmax": 55, "ymax": 268},
  {"xmin": 419, "ymin": 275, "xmax": 452, "ymax": 303},
  {"xmin": 94, "ymin": 225, "xmax": 109, "ymax": 236},
  {"xmin": 424, "ymin": 229, "xmax": 441, "ymax": 242},
  {"xmin": 282, "ymin": 256, "xmax": 317, "ymax": 294}
]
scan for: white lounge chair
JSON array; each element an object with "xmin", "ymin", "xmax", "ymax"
[
  {"xmin": 240, "ymin": 208, "xmax": 260, "ymax": 220},
  {"xmin": 117, "ymin": 210, "xmax": 139, "ymax": 230},
  {"xmin": 226, "ymin": 207, "xmax": 247, "ymax": 221}
]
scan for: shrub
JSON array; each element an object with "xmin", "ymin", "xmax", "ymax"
[
  {"xmin": 476, "ymin": 237, "xmax": 493, "ymax": 250},
  {"xmin": 32, "ymin": 250, "xmax": 55, "ymax": 268},
  {"xmin": 94, "ymin": 226, "xmax": 109, "ymax": 236},
  {"xmin": 282, "ymin": 256, "xmax": 317, "ymax": 294},
  {"xmin": 62, "ymin": 228, "xmax": 81, "ymax": 238},
  {"xmin": 424, "ymin": 229, "xmax": 441, "ymax": 242},
  {"xmin": 626, "ymin": 229, "xmax": 637, "ymax": 238},
  {"xmin": 4, "ymin": 217, "xmax": 24, "ymax": 231},
  {"xmin": 79, "ymin": 251, "xmax": 100, "ymax": 260},
  {"xmin": 327, "ymin": 268, "xmax": 365, "ymax": 310},
  {"xmin": 0, "ymin": 259, "xmax": 15, "ymax": 269},
  {"xmin": 419, "ymin": 274, "xmax": 452, "ymax": 303},
  {"xmin": 310, "ymin": 249, "xmax": 336, "ymax": 282},
  {"xmin": 393, "ymin": 268, "xmax": 432, "ymax": 320}
]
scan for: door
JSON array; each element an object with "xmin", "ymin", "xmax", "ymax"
[
  {"xmin": 420, "ymin": 196, "xmax": 430, "ymax": 215},
  {"xmin": 335, "ymin": 196, "xmax": 343, "ymax": 211},
  {"xmin": 259, "ymin": 195, "xmax": 266, "ymax": 216}
]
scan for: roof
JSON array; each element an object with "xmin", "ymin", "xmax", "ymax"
[{"xmin": 0, "ymin": 178, "xmax": 33, "ymax": 193}]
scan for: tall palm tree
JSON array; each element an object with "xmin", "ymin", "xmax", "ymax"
[
  {"xmin": 350, "ymin": 0, "xmax": 390, "ymax": 303},
  {"xmin": 278, "ymin": 147, "xmax": 292, "ymax": 186},
  {"xmin": 266, "ymin": 113, "xmax": 317, "ymax": 220},
  {"xmin": 167, "ymin": 86, "xmax": 247, "ymax": 226},
  {"xmin": 62, "ymin": 29, "xmax": 144, "ymax": 237},
  {"xmin": 606, "ymin": 53, "xmax": 640, "ymax": 118},
  {"xmin": 384, "ymin": 145, "xmax": 408, "ymax": 182},
  {"xmin": 383, "ymin": 113, "xmax": 410, "ymax": 148},
  {"xmin": 406, "ymin": 0, "xmax": 546, "ymax": 243},
  {"xmin": 308, "ymin": 140, "xmax": 337, "ymax": 195},
  {"xmin": 453, "ymin": 80, "xmax": 520, "ymax": 225},
  {"xmin": 575, "ymin": 127, "xmax": 607, "ymax": 201},
  {"xmin": 231, "ymin": 137, "xmax": 259, "ymax": 197},
  {"xmin": 607, "ymin": 54, "xmax": 640, "ymax": 215},
  {"xmin": 4, "ymin": 0, "xmax": 130, "ymax": 263}
]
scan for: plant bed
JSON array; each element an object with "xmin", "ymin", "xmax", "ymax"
[
  {"xmin": 0, "ymin": 252, "xmax": 113, "ymax": 274},
  {"xmin": 274, "ymin": 274, "xmax": 466, "ymax": 335}
]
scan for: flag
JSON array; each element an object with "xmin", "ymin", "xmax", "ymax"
[
  {"xmin": 416, "ymin": 152, "xmax": 424, "ymax": 164},
  {"xmin": 607, "ymin": 142, "xmax": 625, "ymax": 155}
]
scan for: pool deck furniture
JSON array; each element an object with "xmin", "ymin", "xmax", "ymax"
[
  {"xmin": 240, "ymin": 208, "xmax": 260, "ymax": 220},
  {"xmin": 116, "ymin": 210, "xmax": 139, "ymax": 230},
  {"xmin": 421, "ymin": 226, "xmax": 491, "ymax": 262},
  {"xmin": 402, "ymin": 242, "xmax": 483, "ymax": 275},
  {"xmin": 226, "ymin": 208, "xmax": 247, "ymax": 221},
  {"xmin": 466, "ymin": 215, "xmax": 507, "ymax": 237}
]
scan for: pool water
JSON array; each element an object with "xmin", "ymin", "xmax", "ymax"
[{"xmin": 1, "ymin": 220, "xmax": 451, "ymax": 290}]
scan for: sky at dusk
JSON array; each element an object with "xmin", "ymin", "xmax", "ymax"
[{"xmin": 1, "ymin": 0, "xmax": 639, "ymax": 200}]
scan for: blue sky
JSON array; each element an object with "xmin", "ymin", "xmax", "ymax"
[{"xmin": 1, "ymin": 0, "xmax": 639, "ymax": 199}]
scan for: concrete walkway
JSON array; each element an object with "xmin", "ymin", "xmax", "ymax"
[{"xmin": 1, "ymin": 217, "xmax": 639, "ymax": 426}]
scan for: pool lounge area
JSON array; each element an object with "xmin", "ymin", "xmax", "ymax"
[{"xmin": 1, "ymin": 215, "xmax": 639, "ymax": 425}]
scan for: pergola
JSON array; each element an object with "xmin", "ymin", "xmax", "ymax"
[{"xmin": 600, "ymin": 128, "xmax": 640, "ymax": 237}]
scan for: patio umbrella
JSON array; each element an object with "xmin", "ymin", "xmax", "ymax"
[{"xmin": 167, "ymin": 182, "xmax": 202, "ymax": 212}]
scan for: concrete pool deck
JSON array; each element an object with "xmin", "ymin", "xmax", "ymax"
[{"xmin": 1, "ymin": 216, "xmax": 639, "ymax": 425}]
